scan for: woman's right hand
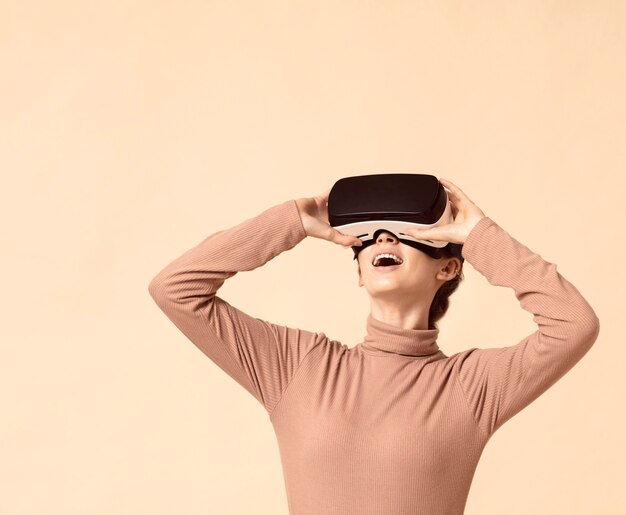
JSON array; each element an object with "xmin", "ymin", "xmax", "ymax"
[{"xmin": 295, "ymin": 188, "xmax": 363, "ymax": 249}]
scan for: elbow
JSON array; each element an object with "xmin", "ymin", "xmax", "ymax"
[
  {"xmin": 148, "ymin": 274, "xmax": 210, "ymax": 310},
  {"xmin": 586, "ymin": 313, "xmax": 600, "ymax": 343},
  {"xmin": 575, "ymin": 311, "xmax": 600, "ymax": 352},
  {"xmin": 583, "ymin": 300, "xmax": 601, "ymax": 339},
  {"xmin": 148, "ymin": 276, "xmax": 169, "ymax": 305},
  {"xmin": 569, "ymin": 294, "xmax": 600, "ymax": 345}
]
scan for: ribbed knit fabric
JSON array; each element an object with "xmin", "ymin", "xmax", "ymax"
[{"xmin": 148, "ymin": 199, "xmax": 600, "ymax": 515}]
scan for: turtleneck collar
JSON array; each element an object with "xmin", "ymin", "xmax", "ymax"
[{"xmin": 361, "ymin": 313, "xmax": 441, "ymax": 357}]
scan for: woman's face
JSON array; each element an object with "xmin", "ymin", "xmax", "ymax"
[{"xmin": 357, "ymin": 231, "xmax": 452, "ymax": 301}]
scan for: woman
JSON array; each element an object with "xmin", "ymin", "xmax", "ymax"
[
  {"xmin": 148, "ymin": 178, "xmax": 600, "ymax": 515},
  {"xmin": 304, "ymin": 177, "xmax": 471, "ymax": 333}
]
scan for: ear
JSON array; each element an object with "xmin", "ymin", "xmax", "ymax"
[{"xmin": 439, "ymin": 257, "xmax": 461, "ymax": 279}]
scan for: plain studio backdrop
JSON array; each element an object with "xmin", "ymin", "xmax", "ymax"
[{"xmin": 2, "ymin": 1, "xmax": 624, "ymax": 514}]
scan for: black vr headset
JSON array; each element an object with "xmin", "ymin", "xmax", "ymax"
[{"xmin": 327, "ymin": 173, "xmax": 464, "ymax": 263}]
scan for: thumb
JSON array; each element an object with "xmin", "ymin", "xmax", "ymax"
[
  {"xmin": 409, "ymin": 225, "xmax": 465, "ymax": 245},
  {"xmin": 408, "ymin": 225, "xmax": 446, "ymax": 242},
  {"xmin": 332, "ymin": 228, "xmax": 362, "ymax": 248}
]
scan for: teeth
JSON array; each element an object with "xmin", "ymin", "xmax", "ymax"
[{"xmin": 372, "ymin": 253, "xmax": 403, "ymax": 266}]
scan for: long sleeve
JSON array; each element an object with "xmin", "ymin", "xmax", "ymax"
[
  {"xmin": 454, "ymin": 216, "xmax": 600, "ymax": 438},
  {"xmin": 148, "ymin": 199, "xmax": 328, "ymax": 416}
]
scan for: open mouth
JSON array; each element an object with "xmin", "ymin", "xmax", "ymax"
[
  {"xmin": 373, "ymin": 263, "xmax": 402, "ymax": 272},
  {"xmin": 372, "ymin": 254, "xmax": 403, "ymax": 271}
]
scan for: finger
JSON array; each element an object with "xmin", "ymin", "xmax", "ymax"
[
  {"xmin": 440, "ymin": 179, "xmax": 462, "ymax": 200},
  {"xmin": 440, "ymin": 178, "xmax": 473, "ymax": 205},
  {"xmin": 336, "ymin": 230, "xmax": 362, "ymax": 248},
  {"xmin": 320, "ymin": 193, "xmax": 330, "ymax": 216},
  {"xmin": 444, "ymin": 189, "xmax": 458, "ymax": 208},
  {"xmin": 441, "ymin": 184, "xmax": 469, "ymax": 210},
  {"xmin": 320, "ymin": 188, "xmax": 332, "ymax": 202}
]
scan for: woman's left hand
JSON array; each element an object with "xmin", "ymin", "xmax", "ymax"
[{"xmin": 405, "ymin": 178, "xmax": 487, "ymax": 245}]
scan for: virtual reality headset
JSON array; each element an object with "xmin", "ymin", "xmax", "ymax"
[{"xmin": 327, "ymin": 173, "xmax": 464, "ymax": 262}]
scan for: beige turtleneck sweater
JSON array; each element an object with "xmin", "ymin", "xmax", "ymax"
[{"xmin": 148, "ymin": 198, "xmax": 600, "ymax": 515}]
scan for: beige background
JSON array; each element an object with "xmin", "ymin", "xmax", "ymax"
[{"xmin": 2, "ymin": 1, "xmax": 625, "ymax": 514}]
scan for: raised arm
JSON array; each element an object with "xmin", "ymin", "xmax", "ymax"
[
  {"xmin": 147, "ymin": 199, "xmax": 328, "ymax": 415},
  {"xmin": 453, "ymin": 216, "xmax": 600, "ymax": 437}
]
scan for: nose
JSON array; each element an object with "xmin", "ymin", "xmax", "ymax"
[{"xmin": 376, "ymin": 231, "xmax": 399, "ymax": 244}]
